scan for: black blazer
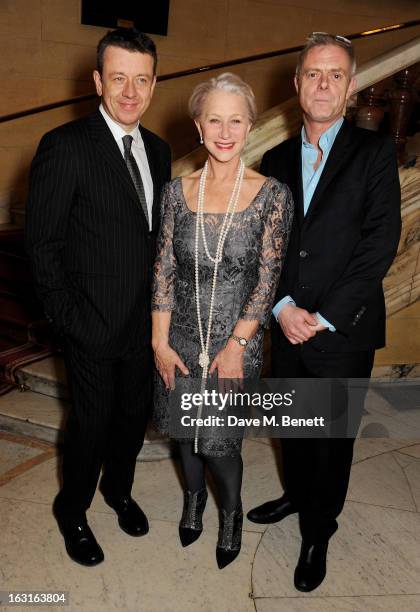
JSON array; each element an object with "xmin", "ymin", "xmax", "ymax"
[
  {"xmin": 261, "ymin": 120, "xmax": 401, "ymax": 352},
  {"xmin": 26, "ymin": 109, "xmax": 171, "ymax": 357}
]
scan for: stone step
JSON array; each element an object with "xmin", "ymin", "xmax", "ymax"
[
  {"xmin": 16, "ymin": 355, "xmax": 69, "ymax": 400},
  {"xmin": 0, "ymin": 386, "xmax": 171, "ymax": 461},
  {"xmin": 0, "ymin": 388, "xmax": 69, "ymax": 444},
  {"xmin": 12, "ymin": 355, "xmax": 171, "ymax": 460}
]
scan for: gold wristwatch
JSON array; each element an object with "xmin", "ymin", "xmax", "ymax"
[{"xmin": 230, "ymin": 334, "xmax": 248, "ymax": 347}]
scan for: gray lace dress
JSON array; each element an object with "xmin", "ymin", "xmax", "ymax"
[{"xmin": 151, "ymin": 176, "xmax": 293, "ymax": 456}]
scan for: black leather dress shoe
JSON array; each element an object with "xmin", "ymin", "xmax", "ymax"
[
  {"xmin": 59, "ymin": 522, "xmax": 104, "ymax": 566},
  {"xmin": 294, "ymin": 540, "xmax": 329, "ymax": 592},
  {"xmin": 53, "ymin": 498, "xmax": 104, "ymax": 566},
  {"xmin": 104, "ymin": 496, "xmax": 149, "ymax": 537},
  {"xmin": 247, "ymin": 494, "xmax": 297, "ymax": 524}
]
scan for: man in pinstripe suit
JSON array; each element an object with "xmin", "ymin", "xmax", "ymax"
[{"xmin": 26, "ymin": 28, "xmax": 171, "ymax": 566}]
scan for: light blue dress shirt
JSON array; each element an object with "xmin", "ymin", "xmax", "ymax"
[{"xmin": 272, "ymin": 117, "xmax": 345, "ymax": 331}]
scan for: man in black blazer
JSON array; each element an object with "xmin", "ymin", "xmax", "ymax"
[
  {"xmin": 247, "ymin": 33, "xmax": 401, "ymax": 591},
  {"xmin": 26, "ymin": 28, "xmax": 171, "ymax": 566}
]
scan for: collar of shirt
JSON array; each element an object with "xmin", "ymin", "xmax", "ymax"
[
  {"xmin": 99, "ymin": 104, "xmax": 145, "ymax": 152},
  {"xmin": 301, "ymin": 116, "xmax": 344, "ymax": 157}
]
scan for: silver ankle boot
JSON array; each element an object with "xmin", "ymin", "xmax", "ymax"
[
  {"xmin": 179, "ymin": 488, "xmax": 208, "ymax": 547},
  {"xmin": 216, "ymin": 503, "xmax": 243, "ymax": 569}
]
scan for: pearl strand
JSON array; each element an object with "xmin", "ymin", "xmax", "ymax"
[
  {"xmin": 193, "ymin": 158, "xmax": 245, "ymax": 452},
  {"xmin": 195, "ymin": 159, "xmax": 244, "ymax": 372},
  {"xmin": 198, "ymin": 160, "xmax": 245, "ymax": 264}
]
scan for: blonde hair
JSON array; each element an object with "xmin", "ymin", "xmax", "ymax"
[{"xmin": 188, "ymin": 72, "xmax": 257, "ymax": 124}]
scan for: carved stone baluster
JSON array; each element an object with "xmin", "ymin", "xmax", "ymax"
[
  {"xmin": 355, "ymin": 82, "xmax": 387, "ymax": 131},
  {"xmin": 388, "ymin": 63, "xmax": 420, "ymax": 160}
]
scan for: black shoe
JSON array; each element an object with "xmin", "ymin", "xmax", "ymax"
[
  {"xmin": 53, "ymin": 497, "xmax": 104, "ymax": 566},
  {"xmin": 294, "ymin": 540, "xmax": 329, "ymax": 592},
  {"xmin": 179, "ymin": 488, "xmax": 208, "ymax": 547},
  {"xmin": 55, "ymin": 516, "xmax": 104, "ymax": 567},
  {"xmin": 247, "ymin": 494, "xmax": 297, "ymax": 524},
  {"xmin": 216, "ymin": 504, "xmax": 243, "ymax": 569},
  {"xmin": 104, "ymin": 495, "xmax": 149, "ymax": 537}
]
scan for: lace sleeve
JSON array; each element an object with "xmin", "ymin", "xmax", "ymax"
[
  {"xmin": 240, "ymin": 179, "xmax": 294, "ymax": 327},
  {"xmin": 151, "ymin": 182, "xmax": 177, "ymax": 311}
]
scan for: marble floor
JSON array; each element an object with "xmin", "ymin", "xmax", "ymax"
[{"xmin": 1, "ymin": 428, "xmax": 420, "ymax": 612}]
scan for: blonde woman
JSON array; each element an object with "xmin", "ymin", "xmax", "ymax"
[{"xmin": 151, "ymin": 73, "xmax": 293, "ymax": 568}]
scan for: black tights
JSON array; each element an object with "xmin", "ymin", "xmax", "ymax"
[{"xmin": 178, "ymin": 442, "xmax": 243, "ymax": 513}]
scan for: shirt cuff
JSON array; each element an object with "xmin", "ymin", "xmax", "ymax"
[
  {"xmin": 272, "ymin": 296, "xmax": 296, "ymax": 321},
  {"xmin": 316, "ymin": 312, "xmax": 336, "ymax": 332}
]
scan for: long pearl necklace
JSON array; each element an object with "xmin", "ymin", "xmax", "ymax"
[{"xmin": 193, "ymin": 158, "xmax": 245, "ymax": 451}]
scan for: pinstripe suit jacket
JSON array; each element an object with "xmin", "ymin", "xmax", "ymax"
[{"xmin": 26, "ymin": 109, "xmax": 171, "ymax": 357}]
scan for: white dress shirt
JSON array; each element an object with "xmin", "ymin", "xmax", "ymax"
[{"xmin": 99, "ymin": 104, "xmax": 154, "ymax": 229}]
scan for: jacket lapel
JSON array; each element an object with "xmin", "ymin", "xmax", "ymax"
[
  {"xmin": 303, "ymin": 119, "xmax": 353, "ymax": 226},
  {"xmin": 286, "ymin": 137, "xmax": 305, "ymax": 228},
  {"xmin": 88, "ymin": 111, "xmax": 150, "ymax": 231}
]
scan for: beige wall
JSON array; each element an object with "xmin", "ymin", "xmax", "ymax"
[
  {"xmin": 1, "ymin": 0, "xmax": 420, "ymax": 223},
  {"xmin": 375, "ymin": 302, "xmax": 420, "ymax": 367}
]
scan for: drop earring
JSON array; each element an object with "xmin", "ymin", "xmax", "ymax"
[{"xmin": 199, "ymin": 135, "xmax": 203, "ymax": 144}]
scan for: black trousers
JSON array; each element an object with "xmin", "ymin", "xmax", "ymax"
[
  {"xmin": 55, "ymin": 338, "xmax": 152, "ymax": 525},
  {"xmin": 272, "ymin": 340, "xmax": 375, "ymax": 543}
]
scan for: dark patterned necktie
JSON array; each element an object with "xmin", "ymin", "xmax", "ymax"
[{"xmin": 122, "ymin": 134, "xmax": 150, "ymax": 226}]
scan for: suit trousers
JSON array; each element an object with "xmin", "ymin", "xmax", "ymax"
[
  {"xmin": 55, "ymin": 338, "xmax": 152, "ymax": 525},
  {"xmin": 271, "ymin": 340, "xmax": 375, "ymax": 542}
]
